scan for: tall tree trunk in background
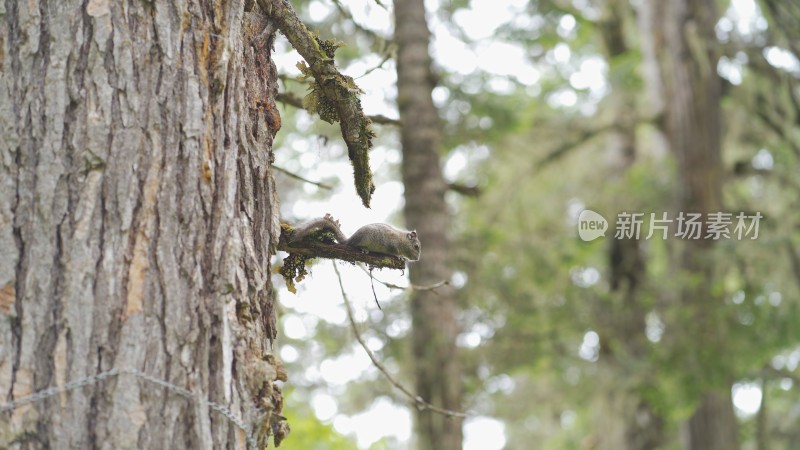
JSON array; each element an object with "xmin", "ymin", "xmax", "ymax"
[
  {"xmin": 596, "ymin": 1, "xmax": 664, "ymax": 448},
  {"xmin": 646, "ymin": 0, "xmax": 739, "ymax": 449},
  {"xmin": 0, "ymin": 1, "xmax": 285, "ymax": 447},
  {"xmin": 394, "ymin": 1, "xmax": 463, "ymax": 449}
]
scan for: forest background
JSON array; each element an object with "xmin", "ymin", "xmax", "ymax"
[{"xmin": 272, "ymin": 0, "xmax": 800, "ymax": 449}]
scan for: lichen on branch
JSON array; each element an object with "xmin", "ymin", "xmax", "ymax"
[
  {"xmin": 276, "ymin": 223, "xmax": 406, "ymax": 292},
  {"xmin": 257, "ymin": 0, "xmax": 376, "ymax": 207}
]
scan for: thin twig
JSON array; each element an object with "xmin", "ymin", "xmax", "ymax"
[
  {"xmin": 277, "ymin": 73, "xmax": 311, "ymax": 86},
  {"xmin": 367, "ymin": 267, "xmax": 382, "ymax": 309},
  {"xmin": 489, "ymin": 118, "xmax": 657, "ymax": 219},
  {"xmin": 274, "ymin": 92, "xmax": 306, "ymax": 109},
  {"xmin": 333, "ymin": 263, "xmax": 468, "ymax": 418},
  {"xmin": 412, "ymin": 280, "xmax": 450, "ymax": 292},
  {"xmin": 356, "ymin": 265, "xmax": 449, "ymax": 292},
  {"xmin": 355, "ymin": 53, "xmax": 393, "ymax": 79},
  {"xmin": 761, "ymin": 365, "xmax": 800, "ymax": 385},
  {"xmin": 367, "ymin": 114, "xmax": 401, "ymax": 126},
  {"xmin": 447, "ymin": 182, "xmax": 481, "ymax": 197},
  {"xmin": 273, "ymin": 164, "xmax": 333, "ymax": 189},
  {"xmin": 329, "ymin": 0, "xmax": 391, "ymax": 47},
  {"xmin": 276, "ymin": 92, "xmax": 400, "ymax": 125}
]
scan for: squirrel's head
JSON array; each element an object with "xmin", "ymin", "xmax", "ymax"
[{"xmin": 406, "ymin": 230, "xmax": 421, "ymax": 261}]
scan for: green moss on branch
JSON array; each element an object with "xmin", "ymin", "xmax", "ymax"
[{"xmin": 257, "ymin": 0, "xmax": 376, "ymax": 207}]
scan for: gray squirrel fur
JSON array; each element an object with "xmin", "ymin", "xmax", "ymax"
[{"xmin": 290, "ymin": 214, "xmax": 421, "ymax": 261}]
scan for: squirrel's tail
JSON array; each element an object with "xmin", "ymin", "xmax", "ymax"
[{"xmin": 289, "ymin": 214, "xmax": 348, "ymax": 244}]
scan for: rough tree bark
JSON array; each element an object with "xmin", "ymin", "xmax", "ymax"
[
  {"xmin": 394, "ymin": 0, "xmax": 463, "ymax": 449},
  {"xmin": 0, "ymin": 0, "xmax": 286, "ymax": 448},
  {"xmin": 646, "ymin": 0, "xmax": 739, "ymax": 449}
]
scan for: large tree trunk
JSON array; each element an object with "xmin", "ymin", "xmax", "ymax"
[
  {"xmin": 0, "ymin": 1, "xmax": 285, "ymax": 448},
  {"xmin": 394, "ymin": 1, "xmax": 463, "ymax": 449},
  {"xmin": 646, "ymin": 0, "xmax": 739, "ymax": 449},
  {"xmin": 596, "ymin": 1, "xmax": 664, "ymax": 448}
]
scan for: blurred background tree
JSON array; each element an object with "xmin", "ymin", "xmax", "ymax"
[{"xmin": 271, "ymin": 0, "xmax": 800, "ymax": 449}]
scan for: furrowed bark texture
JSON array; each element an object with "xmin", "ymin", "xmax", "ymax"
[
  {"xmin": 394, "ymin": 0, "xmax": 463, "ymax": 449},
  {"xmin": 0, "ymin": 0, "xmax": 284, "ymax": 448},
  {"xmin": 648, "ymin": 0, "xmax": 739, "ymax": 448}
]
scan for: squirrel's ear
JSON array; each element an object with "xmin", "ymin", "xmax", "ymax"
[{"xmin": 408, "ymin": 230, "xmax": 417, "ymax": 239}]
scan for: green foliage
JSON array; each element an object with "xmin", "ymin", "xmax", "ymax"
[
  {"xmin": 276, "ymin": 0, "xmax": 800, "ymax": 448},
  {"xmin": 282, "ymin": 410, "xmax": 356, "ymax": 450},
  {"xmin": 449, "ymin": 3, "xmax": 800, "ymax": 448}
]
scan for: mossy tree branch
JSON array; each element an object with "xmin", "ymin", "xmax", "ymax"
[
  {"xmin": 277, "ymin": 233, "xmax": 406, "ymax": 269},
  {"xmin": 258, "ymin": 0, "xmax": 376, "ymax": 207},
  {"xmin": 276, "ymin": 92, "xmax": 401, "ymax": 126},
  {"xmin": 276, "ymin": 223, "xmax": 406, "ymax": 292}
]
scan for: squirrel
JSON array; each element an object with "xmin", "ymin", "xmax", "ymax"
[{"xmin": 289, "ymin": 214, "xmax": 421, "ymax": 261}]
